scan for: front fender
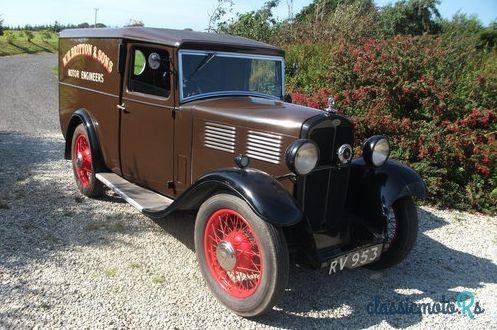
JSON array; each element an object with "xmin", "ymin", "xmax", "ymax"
[
  {"xmin": 347, "ymin": 159, "xmax": 427, "ymax": 226},
  {"xmin": 144, "ymin": 168, "xmax": 302, "ymax": 226}
]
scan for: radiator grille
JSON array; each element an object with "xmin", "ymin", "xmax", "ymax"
[
  {"xmin": 246, "ymin": 130, "xmax": 282, "ymax": 164},
  {"xmin": 204, "ymin": 122, "xmax": 236, "ymax": 153}
]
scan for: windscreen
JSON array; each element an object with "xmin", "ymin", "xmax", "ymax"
[{"xmin": 180, "ymin": 51, "xmax": 284, "ymax": 102}]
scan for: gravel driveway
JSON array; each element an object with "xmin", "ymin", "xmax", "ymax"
[{"xmin": 0, "ymin": 53, "xmax": 496, "ymax": 329}]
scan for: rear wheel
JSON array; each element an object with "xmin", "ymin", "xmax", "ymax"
[
  {"xmin": 71, "ymin": 124, "xmax": 104, "ymax": 198},
  {"xmin": 194, "ymin": 194, "xmax": 289, "ymax": 317},
  {"xmin": 367, "ymin": 196, "xmax": 418, "ymax": 270}
]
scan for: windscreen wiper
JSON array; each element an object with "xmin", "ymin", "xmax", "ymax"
[{"xmin": 186, "ymin": 52, "xmax": 217, "ymax": 81}]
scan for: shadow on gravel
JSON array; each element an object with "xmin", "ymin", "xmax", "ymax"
[
  {"xmin": 1, "ymin": 132, "xmax": 495, "ymax": 328},
  {"xmin": 253, "ymin": 207, "xmax": 497, "ymax": 328},
  {"xmin": 0, "ymin": 132, "xmax": 148, "ymax": 267},
  {"xmin": 0, "ymin": 132, "xmax": 62, "ymax": 196},
  {"xmin": 150, "ymin": 199, "xmax": 497, "ymax": 328}
]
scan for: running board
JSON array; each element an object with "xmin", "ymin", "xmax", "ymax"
[{"xmin": 95, "ymin": 173, "xmax": 173, "ymax": 213}]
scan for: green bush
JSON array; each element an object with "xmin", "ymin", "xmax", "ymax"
[
  {"xmin": 23, "ymin": 30, "xmax": 34, "ymax": 42},
  {"xmin": 290, "ymin": 35, "xmax": 497, "ymax": 213},
  {"xmin": 3, "ymin": 30, "xmax": 15, "ymax": 44}
]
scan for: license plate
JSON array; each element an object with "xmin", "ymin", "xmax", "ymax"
[{"xmin": 328, "ymin": 244, "xmax": 383, "ymax": 274}]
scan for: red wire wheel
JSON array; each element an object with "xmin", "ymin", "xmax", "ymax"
[
  {"xmin": 73, "ymin": 133, "xmax": 92, "ymax": 188},
  {"xmin": 203, "ymin": 209, "xmax": 263, "ymax": 298}
]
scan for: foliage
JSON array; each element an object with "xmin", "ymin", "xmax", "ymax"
[
  {"xmin": 213, "ymin": 0, "xmax": 497, "ymax": 213},
  {"xmin": 207, "ymin": 0, "xmax": 234, "ymax": 32},
  {"xmin": 479, "ymin": 21, "xmax": 497, "ymax": 49},
  {"xmin": 295, "ymin": 0, "xmax": 374, "ymax": 23},
  {"xmin": 0, "ymin": 30, "xmax": 58, "ymax": 56},
  {"xmin": 3, "ymin": 21, "xmax": 105, "ymax": 32},
  {"xmin": 125, "ymin": 19, "xmax": 144, "ymax": 27},
  {"xmin": 3, "ymin": 30, "xmax": 15, "ymax": 44},
  {"xmin": 23, "ymin": 30, "xmax": 34, "ymax": 42},
  {"xmin": 289, "ymin": 35, "xmax": 497, "ymax": 213},
  {"xmin": 377, "ymin": 0, "xmax": 441, "ymax": 35},
  {"xmin": 0, "ymin": 15, "xmax": 3, "ymax": 36},
  {"xmin": 217, "ymin": 0, "xmax": 280, "ymax": 41},
  {"xmin": 276, "ymin": 0, "xmax": 378, "ymax": 45},
  {"xmin": 41, "ymin": 30, "xmax": 52, "ymax": 41}
]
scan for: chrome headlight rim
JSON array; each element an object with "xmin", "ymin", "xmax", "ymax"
[
  {"xmin": 337, "ymin": 143, "xmax": 353, "ymax": 164},
  {"xmin": 286, "ymin": 139, "xmax": 319, "ymax": 176},
  {"xmin": 363, "ymin": 135, "xmax": 390, "ymax": 167}
]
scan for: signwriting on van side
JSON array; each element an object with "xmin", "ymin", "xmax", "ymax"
[
  {"xmin": 62, "ymin": 43, "xmax": 114, "ymax": 73},
  {"xmin": 67, "ymin": 69, "xmax": 104, "ymax": 83}
]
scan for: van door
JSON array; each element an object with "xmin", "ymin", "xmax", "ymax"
[{"xmin": 119, "ymin": 43, "xmax": 175, "ymax": 196}]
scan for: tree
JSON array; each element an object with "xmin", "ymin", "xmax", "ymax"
[
  {"xmin": 77, "ymin": 22, "xmax": 90, "ymax": 28},
  {"xmin": 441, "ymin": 13, "xmax": 483, "ymax": 36},
  {"xmin": 24, "ymin": 30, "xmax": 34, "ymax": 42},
  {"xmin": 41, "ymin": 30, "xmax": 52, "ymax": 41},
  {"xmin": 216, "ymin": 0, "xmax": 280, "ymax": 42},
  {"xmin": 207, "ymin": 0, "xmax": 233, "ymax": 32},
  {"xmin": 125, "ymin": 19, "xmax": 144, "ymax": 27},
  {"xmin": 0, "ymin": 15, "xmax": 3, "ymax": 36},
  {"xmin": 294, "ymin": 0, "xmax": 374, "ymax": 22},
  {"xmin": 3, "ymin": 30, "xmax": 15, "ymax": 44},
  {"xmin": 378, "ymin": 0, "xmax": 441, "ymax": 36},
  {"xmin": 53, "ymin": 20, "xmax": 61, "ymax": 32},
  {"xmin": 479, "ymin": 21, "xmax": 497, "ymax": 49}
]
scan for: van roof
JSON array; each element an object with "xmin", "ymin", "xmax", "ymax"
[{"xmin": 59, "ymin": 27, "xmax": 284, "ymax": 56}]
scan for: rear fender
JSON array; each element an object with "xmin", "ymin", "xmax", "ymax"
[{"xmin": 64, "ymin": 109, "xmax": 106, "ymax": 172}]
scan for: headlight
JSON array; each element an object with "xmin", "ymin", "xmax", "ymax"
[
  {"xmin": 286, "ymin": 140, "xmax": 319, "ymax": 175},
  {"xmin": 363, "ymin": 135, "xmax": 390, "ymax": 167}
]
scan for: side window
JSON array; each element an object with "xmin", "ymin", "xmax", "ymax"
[{"xmin": 128, "ymin": 46, "xmax": 170, "ymax": 98}]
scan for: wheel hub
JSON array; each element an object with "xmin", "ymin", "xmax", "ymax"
[
  {"xmin": 216, "ymin": 241, "xmax": 236, "ymax": 271},
  {"xmin": 76, "ymin": 152, "xmax": 83, "ymax": 168},
  {"xmin": 203, "ymin": 208, "xmax": 263, "ymax": 298}
]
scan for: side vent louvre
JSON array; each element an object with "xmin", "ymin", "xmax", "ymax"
[
  {"xmin": 246, "ymin": 131, "xmax": 282, "ymax": 164},
  {"xmin": 204, "ymin": 122, "xmax": 236, "ymax": 153}
]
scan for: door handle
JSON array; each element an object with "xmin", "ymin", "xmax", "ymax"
[{"xmin": 116, "ymin": 103, "xmax": 129, "ymax": 113}]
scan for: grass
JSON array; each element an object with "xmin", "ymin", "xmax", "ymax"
[
  {"xmin": 104, "ymin": 267, "xmax": 118, "ymax": 278},
  {"xmin": 453, "ymin": 213, "xmax": 465, "ymax": 223},
  {"xmin": 129, "ymin": 261, "xmax": 142, "ymax": 269},
  {"xmin": 39, "ymin": 302, "xmax": 51, "ymax": 310},
  {"xmin": 151, "ymin": 274, "xmax": 166, "ymax": 285},
  {"xmin": 85, "ymin": 221, "xmax": 126, "ymax": 233},
  {"xmin": 0, "ymin": 30, "xmax": 58, "ymax": 56}
]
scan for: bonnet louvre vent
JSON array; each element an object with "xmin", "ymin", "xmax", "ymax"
[
  {"xmin": 246, "ymin": 131, "xmax": 282, "ymax": 164},
  {"xmin": 204, "ymin": 122, "xmax": 236, "ymax": 153}
]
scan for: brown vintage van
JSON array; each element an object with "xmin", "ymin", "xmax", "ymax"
[{"xmin": 58, "ymin": 27, "xmax": 426, "ymax": 316}]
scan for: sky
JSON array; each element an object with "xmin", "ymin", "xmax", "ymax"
[{"xmin": 1, "ymin": 0, "xmax": 496, "ymax": 31}]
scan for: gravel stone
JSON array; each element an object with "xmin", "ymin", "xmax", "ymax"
[{"xmin": 0, "ymin": 53, "xmax": 496, "ymax": 329}]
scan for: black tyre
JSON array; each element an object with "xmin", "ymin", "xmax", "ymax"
[
  {"xmin": 71, "ymin": 123, "xmax": 104, "ymax": 198},
  {"xmin": 367, "ymin": 196, "xmax": 419, "ymax": 270},
  {"xmin": 194, "ymin": 194, "xmax": 289, "ymax": 317}
]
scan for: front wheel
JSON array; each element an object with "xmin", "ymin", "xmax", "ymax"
[
  {"xmin": 367, "ymin": 196, "xmax": 419, "ymax": 270},
  {"xmin": 194, "ymin": 194, "xmax": 289, "ymax": 317}
]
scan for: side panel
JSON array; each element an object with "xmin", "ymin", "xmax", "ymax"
[
  {"xmin": 189, "ymin": 115, "xmax": 296, "ymax": 193},
  {"xmin": 59, "ymin": 37, "xmax": 121, "ymax": 174}
]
